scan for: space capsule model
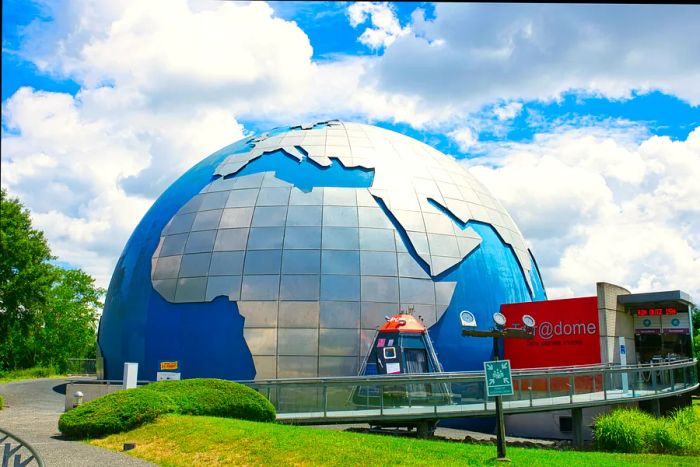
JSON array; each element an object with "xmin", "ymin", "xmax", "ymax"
[{"xmin": 359, "ymin": 312, "xmax": 444, "ymax": 376}]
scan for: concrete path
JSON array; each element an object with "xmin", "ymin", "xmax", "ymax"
[{"xmin": 0, "ymin": 378, "xmax": 155, "ymax": 467}]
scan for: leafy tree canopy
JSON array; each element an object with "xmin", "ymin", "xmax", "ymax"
[{"xmin": 0, "ymin": 188, "xmax": 104, "ymax": 372}]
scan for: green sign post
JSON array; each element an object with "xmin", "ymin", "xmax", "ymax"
[{"xmin": 484, "ymin": 359, "xmax": 513, "ymax": 397}]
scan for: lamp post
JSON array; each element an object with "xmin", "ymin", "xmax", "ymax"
[{"xmin": 460, "ymin": 311, "xmax": 536, "ymax": 461}]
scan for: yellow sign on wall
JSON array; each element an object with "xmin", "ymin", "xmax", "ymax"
[{"xmin": 160, "ymin": 361, "xmax": 178, "ymax": 370}]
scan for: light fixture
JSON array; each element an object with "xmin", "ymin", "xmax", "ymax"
[
  {"xmin": 522, "ymin": 314, "xmax": 536, "ymax": 329},
  {"xmin": 492, "ymin": 312, "xmax": 507, "ymax": 328},
  {"xmin": 460, "ymin": 310, "xmax": 477, "ymax": 327}
]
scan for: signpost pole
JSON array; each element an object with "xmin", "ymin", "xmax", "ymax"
[{"xmin": 493, "ymin": 336, "xmax": 508, "ymax": 461}]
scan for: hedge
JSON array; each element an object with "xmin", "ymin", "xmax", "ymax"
[
  {"xmin": 0, "ymin": 394, "xmax": 4, "ymax": 411},
  {"xmin": 58, "ymin": 388, "xmax": 177, "ymax": 439},
  {"xmin": 58, "ymin": 378, "xmax": 276, "ymax": 439}
]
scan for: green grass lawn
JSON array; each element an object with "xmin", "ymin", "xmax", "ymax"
[
  {"xmin": 91, "ymin": 415, "xmax": 699, "ymax": 466},
  {"xmin": 0, "ymin": 366, "xmax": 64, "ymax": 383}
]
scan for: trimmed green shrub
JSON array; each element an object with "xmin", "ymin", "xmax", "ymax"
[
  {"xmin": 58, "ymin": 388, "xmax": 177, "ymax": 439},
  {"xmin": 143, "ymin": 378, "xmax": 276, "ymax": 422},
  {"xmin": 594, "ymin": 406, "xmax": 699, "ymax": 456},
  {"xmin": 0, "ymin": 366, "xmax": 58, "ymax": 382},
  {"xmin": 0, "ymin": 394, "xmax": 4, "ymax": 410}
]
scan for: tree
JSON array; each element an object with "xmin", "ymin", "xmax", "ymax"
[
  {"xmin": 0, "ymin": 188, "xmax": 104, "ymax": 371},
  {"xmin": 692, "ymin": 305, "xmax": 700, "ymax": 360}
]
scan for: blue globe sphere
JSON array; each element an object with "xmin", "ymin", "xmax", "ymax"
[{"xmin": 98, "ymin": 121, "xmax": 546, "ymax": 381}]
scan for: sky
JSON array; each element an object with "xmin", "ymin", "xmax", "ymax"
[{"xmin": 2, "ymin": 1, "xmax": 699, "ymax": 301}]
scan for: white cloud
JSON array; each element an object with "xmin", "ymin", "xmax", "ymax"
[
  {"xmin": 449, "ymin": 127, "xmax": 478, "ymax": 151},
  {"xmin": 361, "ymin": 4, "xmax": 700, "ymax": 125},
  {"xmin": 347, "ymin": 2, "xmax": 409, "ymax": 50},
  {"xmin": 493, "ymin": 102, "xmax": 523, "ymax": 121},
  {"xmin": 467, "ymin": 126, "xmax": 700, "ymax": 300}
]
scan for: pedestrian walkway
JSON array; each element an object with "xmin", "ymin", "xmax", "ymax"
[{"xmin": 0, "ymin": 378, "xmax": 154, "ymax": 467}]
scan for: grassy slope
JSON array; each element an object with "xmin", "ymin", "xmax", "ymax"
[
  {"xmin": 92, "ymin": 415, "xmax": 699, "ymax": 466},
  {"xmin": 0, "ymin": 367, "xmax": 63, "ymax": 383}
]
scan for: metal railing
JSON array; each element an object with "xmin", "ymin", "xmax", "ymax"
[
  {"xmin": 240, "ymin": 359, "xmax": 698, "ymax": 424},
  {"xmin": 66, "ymin": 358, "xmax": 97, "ymax": 376},
  {"xmin": 0, "ymin": 427, "xmax": 45, "ymax": 467}
]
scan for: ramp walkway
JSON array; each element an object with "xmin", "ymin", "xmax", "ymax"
[{"xmin": 241, "ymin": 359, "xmax": 698, "ymax": 424}]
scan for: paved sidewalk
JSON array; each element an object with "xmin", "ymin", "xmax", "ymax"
[{"xmin": 0, "ymin": 378, "xmax": 155, "ymax": 467}]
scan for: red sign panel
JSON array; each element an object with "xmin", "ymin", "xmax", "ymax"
[{"xmin": 501, "ymin": 297, "xmax": 601, "ymax": 369}]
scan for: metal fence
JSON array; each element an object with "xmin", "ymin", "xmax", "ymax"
[
  {"xmin": 241, "ymin": 358, "xmax": 699, "ymax": 423},
  {"xmin": 66, "ymin": 358, "xmax": 97, "ymax": 376}
]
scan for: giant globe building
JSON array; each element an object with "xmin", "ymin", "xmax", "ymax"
[{"xmin": 98, "ymin": 121, "xmax": 547, "ymax": 381}]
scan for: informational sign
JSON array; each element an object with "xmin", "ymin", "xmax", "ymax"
[
  {"xmin": 661, "ymin": 313, "xmax": 690, "ymax": 334},
  {"xmin": 634, "ymin": 315, "xmax": 661, "ymax": 334},
  {"xmin": 386, "ymin": 362, "xmax": 401, "ymax": 374},
  {"xmin": 157, "ymin": 372, "xmax": 181, "ymax": 381},
  {"xmin": 501, "ymin": 297, "xmax": 601, "ymax": 369},
  {"xmin": 160, "ymin": 361, "xmax": 178, "ymax": 370},
  {"xmin": 484, "ymin": 360, "xmax": 513, "ymax": 397}
]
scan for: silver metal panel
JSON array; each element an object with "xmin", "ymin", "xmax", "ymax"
[
  {"xmin": 320, "ymin": 275, "xmax": 361, "ymax": 301},
  {"xmin": 199, "ymin": 191, "xmax": 230, "ymax": 211},
  {"xmin": 321, "ymin": 250, "xmax": 359, "ymax": 275},
  {"xmin": 278, "ymin": 329, "xmax": 319, "ymax": 356},
  {"xmin": 406, "ymin": 231, "xmax": 430, "ymax": 255},
  {"xmin": 277, "ymin": 356, "xmax": 318, "ymax": 378},
  {"xmin": 256, "ymin": 187, "xmax": 291, "ymax": 206},
  {"xmin": 435, "ymin": 281, "xmax": 457, "ymax": 305},
  {"xmin": 225, "ymin": 188, "xmax": 259, "ymax": 207},
  {"xmin": 174, "ymin": 277, "xmax": 207, "ymax": 302},
  {"xmin": 238, "ymin": 301, "xmax": 278, "ymax": 327},
  {"xmin": 389, "ymin": 190, "xmax": 421, "ymax": 211},
  {"xmin": 289, "ymin": 187, "xmax": 323, "ymax": 205},
  {"xmin": 359, "ymin": 228, "xmax": 396, "ymax": 251},
  {"xmin": 320, "ymin": 301, "xmax": 360, "ymax": 329},
  {"xmin": 403, "ymin": 304, "xmax": 436, "ymax": 327},
  {"xmin": 244, "ymin": 250, "xmax": 282, "ymax": 274},
  {"xmin": 153, "ymin": 279, "xmax": 177, "ymax": 301},
  {"xmin": 178, "ymin": 194, "xmax": 204, "ymax": 214},
  {"xmin": 165, "ymin": 213, "xmax": 196, "ymax": 235},
  {"xmin": 355, "ymin": 189, "xmax": 377, "ymax": 207},
  {"xmin": 422, "ymin": 212, "xmax": 454, "ymax": 235},
  {"xmin": 358, "ymin": 207, "xmax": 392, "ymax": 228},
  {"xmin": 399, "ymin": 278, "xmax": 435, "ymax": 305},
  {"xmin": 319, "ymin": 329, "xmax": 359, "ymax": 356},
  {"xmin": 240, "ymin": 275, "xmax": 280, "ymax": 300},
  {"xmin": 361, "ymin": 302, "xmax": 399, "ymax": 329},
  {"xmin": 219, "ymin": 207, "xmax": 254, "ymax": 229},
  {"xmin": 397, "ymin": 252, "xmax": 430, "ymax": 279},
  {"xmin": 278, "ymin": 301, "xmax": 320, "ymax": 328},
  {"xmin": 160, "ymin": 233, "xmax": 188, "ymax": 256},
  {"xmin": 319, "ymin": 357, "xmax": 358, "ymax": 377},
  {"xmin": 214, "ymin": 228, "xmax": 249, "ymax": 251},
  {"xmin": 209, "ymin": 251, "xmax": 244, "ymax": 276},
  {"xmin": 322, "ymin": 206, "xmax": 358, "ymax": 227},
  {"xmin": 206, "ymin": 177, "xmax": 238, "ymax": 193},
  {"xmin": 191, "ymin": 209, "xmax": 223, "ymax": 231},
  {"xmin": 282, "ymin": 249, "xmax": 321, "ymax": 274},
  {"xmin": 360, "ymin": 251, "xmax": 398, "ymax": 276},
  {"xmin": 392, "ymin": 209, "xmax": 425, "ymax": 231},
  {"xmin": 153, "ymin": 255, "xmax": 182, "ymax": 280},
  {"xmin": 243, "ymin": 328, "xmax": 277, "ymax": 355},
  {"xmin": 321, "ymin": 227, "xmax": 359, "ymax": 250},
  {"xmin": 262, "ymin": 172, "xmax": 292, "ymax": 187},
  {"xmin": 284, "ymin": 226, "xmax": 322, "ymax": 249},
  {"xmin": 232, "ymin": 173, "xmax": 265, "ymax": 189},
  {"xmin": 361, "ymin": 276, "xmax": 399, "ymax": 303},
  {"xmin": 430, "ymin": 256, "xmax": 459, "ymax": 275},
  {"xmin": 251, "ymin": 206, "xmax": 287, "ymax": 227},
  {"xmin": 184, "ymin": 230, "xmax": 216, "ymax": 254},
  {"xmin": 179, "ymin": 253, "xmax": 212, "ymax": 278},
  {"xmin": 247, "ymin": 227, "xmax": 284, "ymax": 250},
  {"xmin": 427, "ymin": 233, "xmax": 460, "ymax": 257},
  {"xmin": 323, "ymin": 187, "xmax": 356, "ymax": 206},
  {"xmin": 287, "ymin": 205, "xmax": 322, "ymax": 226},
  {"xmin": 205, "ymin": 275, "xmax": 241, "ymax": 301},
  {"xmin": 279, "ymin": 275, "xmax": 320, "ymax": 301},
  {"xmin": 360, "ymin": 329, "xmax": 376, "ymax": 356},
  {"xmin": 252, "ymin": 355, "xmax": 277, "ymax": 379}
]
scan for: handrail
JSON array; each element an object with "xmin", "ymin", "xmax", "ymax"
[
  {"xmin": 238, "ymin": 358, "xmax": 697, "ymax": 386},
  {"xmin": 0, "ymin": 427, "xmax": 45, "ymax": 467}
]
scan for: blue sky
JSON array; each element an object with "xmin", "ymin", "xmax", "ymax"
[{"xmin": 2, "ymin": 1, "xmax": 699, "ymax": 299}]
